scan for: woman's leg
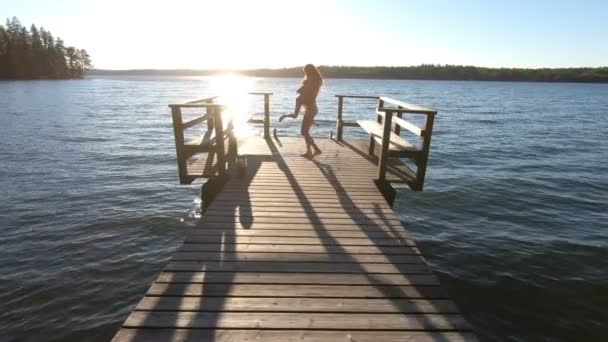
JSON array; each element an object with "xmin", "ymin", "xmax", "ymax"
[
  {"xmin": 300, "ymin": 106, "xmax": 321, "ymax": 157},
  {"xmin": 300, "ymin": 112, "xmax": 313, "ymax": 156}
]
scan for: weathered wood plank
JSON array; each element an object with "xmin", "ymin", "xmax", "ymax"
[
  {"xmin": 202, "ymin": 210, "xmax": 401, "ymax": 221},
  {"xmin": 154, "ymin": 272, "xmax": 438, "ymax": 285},
  {"xmin": 185, "ymin": 229, "xmax": 409, "ymax": 240},
  {"xmin": 146, "ymin": 283, "xmax": 445, "ymax": 298},
  {"xmin": 183, "ymin": 236, "xmax": 415, "ymax": 246},
  {"xmin": 135, "ymin": 296, "xmax": 459, "ymax": 313},
  {"xmin": 190, "ymin": 222, "xmax": 410, "ymax": 232},
  {"xmin": 113, "ymin": 329, "xmax": 478, "ymax": 342},
  {"xmin": 208, "ymin": 200, "xmax": 392, "ymax": 209},
  {"xmin": 178, "ymin": 243, "xmax": 420, "ymax": 254},
  {"xmin": 163, "ymin": 261, "xmax": 430, "ymax": 273},
  {"xmin": 123, "ymin": 312, "xmax": 469, "ymax": 330},
  {"xmin": 171, "ymin": 252, "xmax": 421, "ymax": 263},
  {"xmin": 199, "ymin": 217, "xmax": 402, "ymax": 226},
  {"xmin": 204, "ymin": 205, "xmax": 396, "ymax": 214}
]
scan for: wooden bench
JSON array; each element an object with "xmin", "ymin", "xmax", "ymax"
[
  {"xmin": 357, "ymin": 119, "xmax": 420, "ymax": 158},
  {"xmin": 335, "ymin": 95, "xmax": 436, "ymax": 191}
]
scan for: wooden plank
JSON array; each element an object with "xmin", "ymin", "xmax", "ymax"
[
  {"xmin": 377, "ymin": 110, "xmax": 424, "ymax": 136},
  {"xmin": 335, "ymin": 94, "xmax": 379, "ymax": 99},
  {"xmin": 187, "ymin": 222, "xmax": 409, "ymax": 232},
  {"xmin": 123, "ymin": 311, "xmax": 469, "ymax": 330},
  {"xmin": 155, "ymin": 272, "xmax": 437, "ymax": 285},
  {"xmin": 163, "ymin": 261, "xmax": 430, "ymax": 274},
  {"xmin": 184, "ymin": 229, "xmax": 409, "ymax": 240},
  {"xmin": 199, "ymin": 216, "xmax": 403, "ymax": 226},
  {"xmin": 178, "ymin": 243, "xmax": 420, "ymax": 255},
  {"xmin": 220, "ymin": 188, "xmax": 383, "ymax": 195},
  {"xmin": 379, "ymin": 96, "xmax": 437, "ymax": 114},
  {"xmin": 172, "ymin": 252, "xmax": 422, "ymax": 263},
  {"xmin": 146, "ymin": 283, "xmax": 446, "ymax": 298},
  {"xmin": 201, "ymin": 210, "xmax": 401, "ymax": 220},
  {"xmin": 113, "ymin": 329, "xmax": 478, "ymax": 342},
  {"xmin": 135, "ymin": 296, "xmax": 458, "ymax": 313},
  {"xmin": 208, "ymin": 202, "xmax": 393, "ymax": 210},
  {"xmin": 216, "ymin": 192, "xmax": 388, "ymax": 199},
  {"xmin": 147, "ymin": 283, "xmax": 448, "ymax": 299},
  {"xmin": 181, "ymin": 114, "xmax": 209, "ymax": 130},
  {"xmin": 358, "ymin": 120, "xmax": 419, "ymax": 153},
  {"xmin": 203, "ymin": 205, "xmax": 396, "ymax": 214},
  {"xmin": 183, "ymin": 236, "xmax": 415, "ymax": 246}
]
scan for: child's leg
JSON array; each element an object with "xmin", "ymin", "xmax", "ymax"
[{"xmin": 280, "ymin": 98, "xmax": 303, "ymax": 122}]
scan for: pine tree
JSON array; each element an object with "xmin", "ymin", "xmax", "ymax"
[{"xmin": 0, "ymin": 17, "xmax": 93, "ymax": 79}]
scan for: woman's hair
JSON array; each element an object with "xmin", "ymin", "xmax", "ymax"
[{"xmin": 303, "ymin": 64, "xmax": 323, "ymax": 86}]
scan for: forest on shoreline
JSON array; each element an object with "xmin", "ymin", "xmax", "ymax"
[
  {"xmin": 0, "ymin": 17, "xmax": 92, "ymax": 79},
  {"xmin": 91, "ymin": 65, "xmax": 608, "ymax": 83}
]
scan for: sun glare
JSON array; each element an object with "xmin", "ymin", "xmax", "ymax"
[{"xmin": 209, "ymin": 75, "xmax": 257, "ymax": 137}]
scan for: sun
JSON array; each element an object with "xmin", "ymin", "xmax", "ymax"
[{"xmin": 210, "ymin": 74, "xmax": 257, "ymax": 137}]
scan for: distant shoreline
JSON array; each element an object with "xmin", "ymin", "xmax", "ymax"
[{"xmin": 88, "ymin": 65, "xmax": 608, "ymax": 83}]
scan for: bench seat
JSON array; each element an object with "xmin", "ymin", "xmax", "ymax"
[{"xmin": 357, "ymin": 120, "xmax": 420, "ymax": 157}]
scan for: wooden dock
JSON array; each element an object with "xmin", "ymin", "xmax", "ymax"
[{"xmin": 112, "ymin": 95, "xmax": 477, "ymax": 341}]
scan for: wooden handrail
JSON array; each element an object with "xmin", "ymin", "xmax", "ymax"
[
  {"xmin": 375, "ymin": 110, "xmax": 424, "ymax": 137},
  {"xmin": 170, "ymin": 91, "xmax": 273, "ymax": 183},
  {"xmin": 186, "ymin": 96, "xmax": 219, "ymax": 104},
  {"xmin": 335, "ymin": 94, "xmax": 379, "ymax": 99},
  {"xmin": 169, "ymin": 103, "xmax": 227, "ymax": 109},
  {"xmin": 379, "ymin": 97, "xmax": 436, "ymax": 115},
  {"xmin": 377, "ymin": 107, "xmax": 436, "ymax": 115},
  {"xmin": 249, "ymin": 92, "xmax": 274, "ymax": 95}
]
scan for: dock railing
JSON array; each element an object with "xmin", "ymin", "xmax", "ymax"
[
  {"xmin": 334, "ymin": 94, "xmax": 437, "ymax": 191},
  {"xmin": 169, "ymin": 92, "xmax": 272, "ymax": 184}
]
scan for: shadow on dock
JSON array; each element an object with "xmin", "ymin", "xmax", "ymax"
[{"xmin": 115, "ymin": 137, "xmax": 474, "ymax": 342}]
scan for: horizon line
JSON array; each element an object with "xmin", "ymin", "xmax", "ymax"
[{"xmin": 91, "ymin": 64, "xmax": 608, "ymax": 72}]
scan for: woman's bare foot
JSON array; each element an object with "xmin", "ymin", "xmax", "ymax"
[
  {"xmin": 312, "ymin": 147, "xmax": 322, "ymax": 156},
  {"xmin": 300, "ymin": 151, "xmax": 313, "ymax": 159},
  {"xmin": 279, "ymin": 113, "xmax": 297, "ymax": 122}
]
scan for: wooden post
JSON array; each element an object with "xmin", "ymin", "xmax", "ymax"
[
  {"xmin": 170, "ymin": 106, "xmax": 188, "ymax": 184},
  {"xmin": 377, "ymin": 109, "xmax": 393, "ymax": 181},
  {"xmin": 336, "ymin": 96, "xmax": 344, "ymax": 141},
  {"xmin": 414, "ymin": 113, "xmax": 435, "ymax": 190},
  {"xmin": 213, "ymin": 106, "xmax": 227, "ymax": 176},
  {"xmin": 369, "ymin": 98, "xmax": 385, "ymax": 155},
  {"xmin": 394, "ymin": 106, "xmax": 403, "ymax": 135},
  {"xmin": 263, "ymin": 94, "xmax": 270, "ymax": 139}
]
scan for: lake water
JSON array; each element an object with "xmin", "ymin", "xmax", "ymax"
[{"xmin": 1, "ymin": 76, "xmax": 607, "ymax": 341}]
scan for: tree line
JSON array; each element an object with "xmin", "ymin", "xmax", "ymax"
[
  {"xmin": 92, "ymin": 65, "xmax": 608, "ymax": 83},
  {"xmin": 0, "ymin": 17, "xmax": 92, "ymax": 79},
  {"xmin": 244, "ymin": 65, "xmax": 608, "ymax": 83}
]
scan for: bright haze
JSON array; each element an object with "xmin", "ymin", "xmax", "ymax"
[{"xmin": 4, "ymin": 0, "xmax": 607, "ymax": 69}]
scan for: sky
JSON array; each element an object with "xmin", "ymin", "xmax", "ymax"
[{"xmin": 2, "ymin": 0, "xmax": 607, "ymax": 70}]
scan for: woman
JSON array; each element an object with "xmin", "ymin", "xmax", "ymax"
[{"xmin": 279, "ymin": 64, "xmax": 323, "ymax": 158}]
